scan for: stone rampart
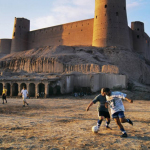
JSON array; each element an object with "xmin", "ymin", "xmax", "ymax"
[{"xmin": 28, "ymin": 19, "xmax": 94, "ymax": 50}]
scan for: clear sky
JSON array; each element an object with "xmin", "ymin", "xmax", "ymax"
[{"xmin": 0, "ymin": 0, "xmax": 150, "ymax": 39}]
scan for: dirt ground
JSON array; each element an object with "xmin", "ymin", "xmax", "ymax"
[{"xmin": 0, "ymin": 95, "xmax": 150, "ymax": 150}]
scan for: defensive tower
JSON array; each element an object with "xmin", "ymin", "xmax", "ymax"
[
  {"xmin": 11, "ymin": 17, "xmax": 30, "ymax": 53},
  {"xmin": 92, "ymin": 0, "xmax": 131, "ymax": 49},
  {"xmin": 131, "ymin": 21, "xmax": 146, "ymax": 54}
]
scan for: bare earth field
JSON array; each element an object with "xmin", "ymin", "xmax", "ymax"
[{"xmin": 0, "ymin": 95, "xmax": 150, "ymax": 150}]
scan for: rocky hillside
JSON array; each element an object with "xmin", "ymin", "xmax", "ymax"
[{"xmin": 0, "ymin": 45, "xmax": 150, "ymax": 85}]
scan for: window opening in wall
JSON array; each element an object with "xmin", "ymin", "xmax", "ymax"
[
  {"xmin": 116, "ymin": 12, "xmax": 119, "ymax": 16},
  {"xmin": 105, "ymin": 5, "xmax": 107, "ymax": 8},
  {"xmin": 13, "ymin": 32, "xmax": 15, "ymax": 36},
  {"xmin": 124, "ymin": 7, "xmax": 126, "ymax": 10},
  {"xmin": 96, "ymin": 16, "xmax": 97, "ymax": 19},
  {"xmin": 137, "ymin": 28, "xmax": 139, "ymax": 31},
  {"xmin": 137, "ymin": 35, "xmax": 140, "ymax": 39}
]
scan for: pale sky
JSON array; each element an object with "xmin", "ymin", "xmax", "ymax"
[{"xmin": 0, "ymin": 0, "xmax": 150, "ymax": 39}]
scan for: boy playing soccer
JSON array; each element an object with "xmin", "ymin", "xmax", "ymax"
[
  {"xmin": 103, "ymin": 88, "xmax": 133, "ymax": 137},
  {"xmin": 86, "ymin": 88, "xmax": 111, "ymax": 130}
]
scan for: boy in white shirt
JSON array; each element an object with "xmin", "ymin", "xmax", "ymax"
[
  {"xmin": 21, "ymin": 86, "xmax": 29, "ymax": 107},
  {"xmin": 103, "ymin": 88, "xmax": 133, "ymax": 138}
]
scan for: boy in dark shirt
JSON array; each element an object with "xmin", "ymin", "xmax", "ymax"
[{"xmin": 86, "ymin": 88, "xmax": 111, "ymax": 130}]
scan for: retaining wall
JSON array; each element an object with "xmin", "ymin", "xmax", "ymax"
[{"xmin": 63, "ymin": 73, "xmax": 127, "ymax": 93}]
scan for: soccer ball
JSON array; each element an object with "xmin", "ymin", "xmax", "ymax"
[{"xmin": 92, "ymin": 126, "xmax": 99, "ymax": 133}]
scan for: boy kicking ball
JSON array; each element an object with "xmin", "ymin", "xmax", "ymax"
[
  {"xmin": 86, "ymin": 88, "xmax": 111, "ymax": 132},
  {"xmin": 103, "ymin": 88, "xmax": 133, "ymax": 137}
]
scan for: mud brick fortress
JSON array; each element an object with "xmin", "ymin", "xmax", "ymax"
[{"xmin": 0, "ymin": 0, "xmax": 150, "ymax": 97}]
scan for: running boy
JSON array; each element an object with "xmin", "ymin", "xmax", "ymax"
[
  {"xmin": 86, "ymin": 88, "xmax": 111, "ymax": 130},
  {"xmin": 103, "ymin": 88, "xmax": 133, "ymax": 137},
  {"xmin": 21, "ymin": 86, "xmax": 29, "ymax": 107}
]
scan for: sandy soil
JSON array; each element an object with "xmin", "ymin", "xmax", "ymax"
[{"xmin": 0, "ymin": 95, "xmax": 150, "ymax": 150}]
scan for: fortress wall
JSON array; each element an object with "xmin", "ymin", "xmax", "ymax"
[
  {"xmin": 28, "ymin": 26, "xmax": 63, "ymax": 49},
  {"xmin": 11, "ymin": 18, "xmax": 30, "ymax": 53},
  {"xmin": 133, "ymin": 31, "xmax": 150, "ymax": 60},
  {"xmin": 128, "ymin": 27, "xmax": 134, "ymax": 50},
  {"xmin": 28, "ymin": 19, "xmax": 94, "ymax": 50},
  {"xmin": 143, "ymin": 63, "xmax": 150, "ymax": 84},
  {"xmin": 143, "ymin": 33, "xmax": 150, "ymax": 60},
  {"xmin": 92, "ymin": 0, "xmax": 131, "ymax": 50},
  {"xmin": 132, "ymin": 31, "xmax": 150, "ymax": 59},
  {"xmin": 0, "ymin": 39, "xmax": 12, "ymax": 54},
  {"xmin": 62, "ymin": 19, "xmax": 93, "ymax": 46}
]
